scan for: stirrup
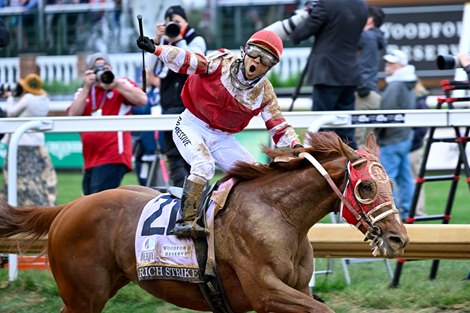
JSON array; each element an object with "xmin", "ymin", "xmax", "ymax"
[{"xmin": 171, "ymin": 221, "xmax": 209, "ymax": 238}]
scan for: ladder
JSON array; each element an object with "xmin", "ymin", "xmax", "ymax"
[{"xmin": 391, "ymin": 79, "xmax": 470, "ymax": 288}]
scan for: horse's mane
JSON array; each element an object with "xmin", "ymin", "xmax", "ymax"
[{"xmin": 220, "ymin": 131, "xmax": 345, "ymax": 183}]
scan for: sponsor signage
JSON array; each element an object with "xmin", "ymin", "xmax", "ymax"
[
  {"xmin": 351, "ymin": 113, "xmax": 405, "ymax": 124},
  {"xmin": 0, "ymin": 133, "xmax": 84, "ymax": 169},
  {"xmin": 381, "ymin": 4, "xmax": 464, "ymax": 78}
]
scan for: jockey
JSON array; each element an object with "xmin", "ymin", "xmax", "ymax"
[{"xmin": 137, "ymin": 30, "xmax": 303, "ymax": 238}]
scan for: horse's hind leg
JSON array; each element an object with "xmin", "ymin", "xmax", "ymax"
[{"xmin": 51, "ymin": 257, "xmax": 129, "ymax": 313}]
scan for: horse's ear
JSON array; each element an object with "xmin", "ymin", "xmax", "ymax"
[
  {"xmin": 364, "ymin": 132, "xmax": 379, "ymax": 157},
  {"xmin": 339, "ymin": 138, "xmax": 361, "ymax": 162}
]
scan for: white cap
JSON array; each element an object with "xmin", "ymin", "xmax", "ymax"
[{"xmin": 383, "ymin": 50, "xmax": 408, "ymax": 65}]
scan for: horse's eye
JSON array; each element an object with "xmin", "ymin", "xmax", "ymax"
[
  {"xmin": 353, "ymin": 179, "xmax": 378, "ymax": 204},
  {"xmin": 359, "ymin": 180, "xmax": 377, "ymax": 198}
]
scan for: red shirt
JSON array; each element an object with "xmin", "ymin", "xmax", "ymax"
[{"xmin": 71, "ymin": 79, "xmax": 140, "ymax": 170}]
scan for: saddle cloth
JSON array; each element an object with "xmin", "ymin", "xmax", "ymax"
[{"xmin": 135, "ymin": 178, "xmax": 236, "ymax": 283}]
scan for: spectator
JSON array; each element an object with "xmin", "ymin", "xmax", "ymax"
[
  {"xmin": 67, "ymin": 52, "xmax": 147, "ymax": 195},
  {"xmin": 0, "ymin": 105, "xmax": 5, "ymax": 141},
  {"xmin": 137, "ymin": 29, "xmax": 303, "ymax": 237},
  {"xmin": 112, "ymin": 0, "xmax": 122, "ymax": 48},
  {"xmin": 410, "ymin": 80, "xmax": 429, "ymax": 216},
  {"xmin": 148, "ymin": 5, "xmax": 207, "ymax": 188},
  {"xmin": 459, "ymin": 53, "xmax": 470, "ymax": 78},
  {"xmin": 7, "ymin": 0, "xmax": 23, "ymax": 49},
  {"xmin": 21, "ymin": 0, "xmax": 39, "ymax": 50},
  {"xmin": 0, "ymin": 18, "xmax": 10, "ymax": 48},
  {"xmin": 2, "ymin": 73, "xmax": 57, "ymax": 206},
  {"xmin": 46, "ymin": 0, "xmax": 87, "ymax": 52},
  {"xmin": 291, "ymin": 0, "xmax": 367, "ymax": 150},
  {"xmin": 355, "ymin": 5, "xmax": 386, "ymax": 148},
  {"xmin": 131, "ymin": 72, "xmax": 160, "ymax": 186},
  {"xmin": 246, "ymin": 7, "xmax": 264, "ymax": 31},
  {"xmin": 375, "ymin": 49, "xmax": 416, "ymax": 220}
]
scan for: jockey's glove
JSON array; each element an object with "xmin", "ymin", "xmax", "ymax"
[
  {"xmin": 137, "ymin": 36, "xmax": 156, "ymax": 54},
  {"xmin": 292, "ymin": 144, "xmax": 303, "ymax": 157}
]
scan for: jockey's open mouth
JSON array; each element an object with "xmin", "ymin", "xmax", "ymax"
[{"xmin": 249, "ymin": 64, "xmax": 257, "ymax": 74}]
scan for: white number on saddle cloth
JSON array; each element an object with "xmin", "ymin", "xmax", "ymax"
[{"xmin": 135, "ymin": 194, "xmax": 203, "ymax": 283}]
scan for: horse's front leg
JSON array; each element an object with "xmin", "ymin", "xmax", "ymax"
[{"xmin": 235, "ymin": 268, "xmax": 335, "ymax": 313}]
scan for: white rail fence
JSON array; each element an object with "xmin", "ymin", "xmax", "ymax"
[{"xmin": 0, "ymin": 48, "xmax": 311, "ymax": 85}]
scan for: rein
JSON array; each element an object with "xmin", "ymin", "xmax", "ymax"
[{"xmin": 299, "ymin": 152, "xmax": 380, "ymax": 239}]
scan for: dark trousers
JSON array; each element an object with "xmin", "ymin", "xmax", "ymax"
[
  {"xmin": 312, "ymin": 84, "xmax": 357, "ymax": 150},
  {"xmin": 82, "ymin": 163, "xmax": 128, "ymax": 195},
  {"xmin": 163, "ymin": 130, "xmax": 190, "ymax": 187}
]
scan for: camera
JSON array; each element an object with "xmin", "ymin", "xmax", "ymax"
[
  {"xmin": 264, "ymin": 9, "xmax": 309, "ymax": 40},
  {"xmin": 94, "ymin": 64, "xmax": 114, "ymax": 84},
  {"xmin": 165, "ymin": 22, "xmax": 181, "ymax": 38},
  {"xmin": 0, "ymin": 83, "xmax": 23, "ymax": 97},
  {"xmin": 356, "ymin": 85, "xmax": 371, "ymax": 98},
  {"xmin": 436, "ymin": 55, "xmax": 462, "ymax": 70}
]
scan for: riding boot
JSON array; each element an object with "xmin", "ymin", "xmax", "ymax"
[{"xmin": 171, "ymin": 177, "xmax": 209, "ymax": 238}]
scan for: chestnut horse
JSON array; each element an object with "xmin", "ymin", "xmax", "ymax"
[{"xmin": 0, "ymin": 132, "xmax": 408, "ymax": 313}]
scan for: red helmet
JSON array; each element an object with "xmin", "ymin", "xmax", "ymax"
[{"xmin": 246, "ymin": 30, "xmax": 283, "ymax": 61}]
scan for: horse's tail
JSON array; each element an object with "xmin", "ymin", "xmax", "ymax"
[{"xmin": 0, "ymin": 197, "xmax": 65, "ymax": 247}]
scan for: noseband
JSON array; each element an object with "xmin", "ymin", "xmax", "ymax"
[{"xmin": 299, "ymin": 150, "xmax": 399, "ymax": 240}]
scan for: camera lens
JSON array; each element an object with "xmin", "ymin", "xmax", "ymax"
[
  {"xmin": 0, "ymin": 83, "xmax": 21, "ymax": 97},
  {"xmin": 13, "ymin": 83, "xmax": 23, "ymax": 97},
  {"xmin": 437, "ymin": 55, "xmax": 457, "ymax": 70},
  {"xmin": 95, "ymin": 67, "xmax": 115, "ymax": 84},
  {"xmin": 99, "ymin": 71, "xmax": 115, "ymax": 84},
  {"xmin": 263, "ymin": 10, "xmax": 308, "ymax": 40},
  {"xmin": 0, "ymin": 83, "xmax": 7, "ymax": 96},
  {"xmin": 165, "ymin": 22, "xmax": 181, "ymax": 38}
]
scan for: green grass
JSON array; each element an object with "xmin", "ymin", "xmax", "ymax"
[
  {"xmin": 55, "ymin": 171, "xmax": 139, "ymax": 204},
  {"xmin": 0, "ymin": 171, "xmax": 469, "ymax": 312},
  {"xmin": 43, "ymin": 80, "xmax": 82, "ymax": 96}
]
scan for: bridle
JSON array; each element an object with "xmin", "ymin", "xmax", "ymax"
[{"xmin": 299, "ymin": 149, "xmax": 399, "ymax": 241}]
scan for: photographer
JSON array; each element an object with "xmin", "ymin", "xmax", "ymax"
[
  {"xmin": 67, "ymin": 52, "xmax": 147, "ymax": 195},
  {"xmin": 290, "ymin": 0, "xmax": 367, "ymax": 150},
  {"xmin": 458, "ymin": 53, "xmax": 470, "ymax": 80},
  {"xmin": 355, "ymin": 5, "xmax": 386, "ymax": 148},
  {"xmin": 1, "ymin": 73, "xmax": 57, "ymax": 207},
  {"xmin": 148, "ymin": 5, "xmax": 207, "ymax": 188}
]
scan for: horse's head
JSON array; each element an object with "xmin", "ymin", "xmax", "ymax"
[{"xmin": 338, "ymin": 133, "xmax": 409, "ymax": 258}]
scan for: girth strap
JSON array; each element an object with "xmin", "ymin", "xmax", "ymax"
[{"xmin": 194, "ymin": 183, "xmax": 235, "ymax": 313}]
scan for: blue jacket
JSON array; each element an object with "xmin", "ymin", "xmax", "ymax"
[{"xmin": 358, "ymin": 27, "xmax": 387, "ymax": 91}]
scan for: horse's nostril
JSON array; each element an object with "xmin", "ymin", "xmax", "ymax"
[{"xmin": 388, "ymin": 235, "xmax": 405, "ymax": 247}]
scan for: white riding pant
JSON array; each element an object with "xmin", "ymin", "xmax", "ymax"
[{"xmin": 172, "ymin": 109, "xmax": 256, "ymax": 181}]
